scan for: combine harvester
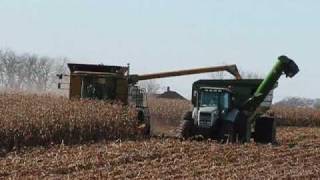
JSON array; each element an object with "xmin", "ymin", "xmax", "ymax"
[{"xmin": 58, "ymin": 55, "xmax": 299, "ymax": 143}]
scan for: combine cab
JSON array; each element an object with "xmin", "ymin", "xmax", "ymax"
[{"xmin": 66, "ymin": 63, "xmax": 130, "ymax": 103}]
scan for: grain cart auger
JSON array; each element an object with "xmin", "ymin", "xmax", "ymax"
[
  {"xmin": 178, "ymin": 56, "xmax": 299, "ymax": 143},
  {"xmin": 57, "ymin": 63, "xmax": 242, "ymax": 135}
]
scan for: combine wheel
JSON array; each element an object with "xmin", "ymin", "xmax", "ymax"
[
  {"xmin": 144, "ymin": 123, "xmax": 150, "ymax": 136},
  {"xmin": 177, "ymin": 111, "xmax": 194, "ymax": 139},
  {"xmin": 137, "ymin": 110, "xmax": 150, "ymax": 136},
  {"xmin": 137, "ymin": 110, "xmax": 144, "ymax": 123},
  {"xmin": 254, "ymin": 116, "xmax": 276, "ymax": 144}
]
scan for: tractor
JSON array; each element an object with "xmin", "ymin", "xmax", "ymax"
[{"xmin": 177, "ymin": 56, "xmax": 299, "ymax": 143}]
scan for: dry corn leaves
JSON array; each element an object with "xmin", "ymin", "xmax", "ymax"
[
  {"xmin": 147, "ymin": 97, "xmax": 192, "ymax": 136},
  {"xmin": 0, "ymin": 93, "xmax": 140, "ymax": 151},
  {"xmin": 148, "ymin": 97, "xmax": 191, "ymax": 126},
  {"xmin": 148, "ymin": 98, "xmax": 320, "ymax": 129},
  {"xmin": 0, "ymin": 127, "xmax": 319, "ymax": 179},
  {"xmin": 271, "ymin": 106, "xmax": 320, "ymax": 127}
]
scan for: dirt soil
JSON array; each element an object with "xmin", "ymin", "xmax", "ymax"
[{"xmin": 1, "ymin": 127, "xmax": 319, "ymax": 179}]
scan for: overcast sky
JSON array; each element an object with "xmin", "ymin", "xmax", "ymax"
[{"xmin": 0, "ymin": 0, "xmax": 318, "ymax": 101}]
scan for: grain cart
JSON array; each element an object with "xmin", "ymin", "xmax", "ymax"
[
  {"xmin": 177, "ymin": 56, "xmax": 299, "ymax": 143},
  {"xmin": 57, "ymin": 63, "xmax": 242, "ymax": 134}
]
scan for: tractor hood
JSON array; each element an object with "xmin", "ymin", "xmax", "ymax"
[
  {"xmin": 199, "ymin": 106, "xmax": 218, "ymax": 113},
  {"xmin": 195, "ymin": 106, "xmax": 219, "ymax": 128}
]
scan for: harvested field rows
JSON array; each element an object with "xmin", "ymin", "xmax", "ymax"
[{"xmin": 1, "ymin": 127, "xmax": 320, "ymax": 179}]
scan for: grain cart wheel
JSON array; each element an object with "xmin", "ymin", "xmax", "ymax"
[
  {"xmin": 177, "ymin": 111, "xmax": 194, "ymax": 139},
  {"xmin": 254, "ymin": 116, "xmax": 276, "ymax": 144}
]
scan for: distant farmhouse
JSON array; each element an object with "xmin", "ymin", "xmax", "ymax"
[{"xmin": 154, "ymin": 87, "xmax": 187, "ymax": 100}]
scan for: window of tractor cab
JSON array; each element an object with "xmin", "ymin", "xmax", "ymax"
[
  {"xmin": 81, "ymin": 77, "xmax": 116, "ymax": 100},
  {"xmin": 198, "ymin": 89, "xmax": 230, "ymax": 110}
]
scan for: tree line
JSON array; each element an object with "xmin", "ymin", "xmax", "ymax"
[{"xmin": 0, "ymin": 49, "xmax": 68, "ymax": 92}]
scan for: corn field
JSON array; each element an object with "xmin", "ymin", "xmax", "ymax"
[
  {"xmin": 271, "ymin": 105, "xmax": 320, "ymax": 127},
  {"xmin": 1, "ymin": 93, "xmax": 320, "ymax": 151},
  {"xmin": 0, "ymin": 93, "xmax": 140, "ymax": 151}
]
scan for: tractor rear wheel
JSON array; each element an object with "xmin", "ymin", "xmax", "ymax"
[
  {"xmin": 177, "ymin": 111, "xmax": 194, "ymax": 139},
  {"xmin": 254, "ymin": 116, "xmax": 276, "ymax": 144}
]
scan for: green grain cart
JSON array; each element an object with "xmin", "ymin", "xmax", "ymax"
[{"xmin": 178, "ymin": 56, "xmax": 299, "ymax": 143}]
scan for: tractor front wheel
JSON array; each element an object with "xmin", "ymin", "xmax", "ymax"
[{"xmin": 177, "ymin": 111, "xmax": 194, "ymax": 139}]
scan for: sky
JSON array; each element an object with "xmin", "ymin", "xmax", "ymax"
[{"xmin": 0, "ymin": 0, "xmax": 318, "ymax": 101}]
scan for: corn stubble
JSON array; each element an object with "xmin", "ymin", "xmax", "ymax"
[{"xmin": 1, "ymin": 127, "xmax": 320, "ymax": 179}]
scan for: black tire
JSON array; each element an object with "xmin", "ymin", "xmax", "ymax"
[
  {"xmin": 219, "ymin": 121, "xmax": 235, "ymax": 143},
  {"xmin": 254, "ymin": 116, "xmax": 276, "ymax": 144},
  {"xmin": 183, "ymin": 111, "xmax": 193, "ymax": 121},
  {"xmin": 177, "ymin": 111, "xmax": 194, "ymax": 139},
  {"xmin": 137, "ymin": 110, "xmax": 150, "ymax": 136},
  {"xmin": 137, "ymin": 110, "xmax": 144, "ymax": 123},
  {"xmin": 144, "ymin": 123, "xmax": 150, "ymax": 136},
  {"xmin": 234, "ymin": 114, "xmax": 250, "ymax": 143}
]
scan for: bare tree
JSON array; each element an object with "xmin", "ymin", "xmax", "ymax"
[
  {"xmin": 209, "ymin": 64, "xmax": 264, "ymax": 80},
  {"xmin": 139, "ymin": 80, "xmax": 162, "ymax": 95},
  {"xmin": 31, "ymin": 57, "xmax": 54, "ymax": 91},
  {"xmin": 49, "ymin": 57, "xmax": 69, "ymax": 90},
  {"xmin": 211, "ymin": 71, "xmax": 227, "ymax": 79},
  {"xmin": 0, "ymin": 49, "xmax": 69, "ymax": 92},
  {"xmin": 20, "ymin": 54, "xmax": 38, "ymax": 90},
  {"xmin": 239, "ymin": 68, "xmax": 264, "ymax": 79},
  {"xmin": 0, "ymin": 49, "xmax": 23, "ymax": 89},
  {"xmin": 54, "ymin": 57, "xmax": 69, "ymax": 75},
  {"xmin": 209, "ymin": 61, "xmax": 234, "ymax": 79}
]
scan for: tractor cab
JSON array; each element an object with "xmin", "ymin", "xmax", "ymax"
[{"xmin": 193, "ymin": 87, "xmax": 232, "ymax": 128}]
